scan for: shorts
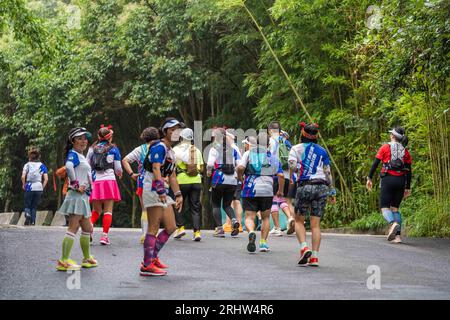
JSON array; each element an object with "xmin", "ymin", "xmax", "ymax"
[
  {"xmin": 273, "ymin": 178, "xmax": 291, "ymax": 198},
  {"xmin": 142, "ymin": 190, "xmax": 176, "ymax": 208},
  {"xmin": 294, "ymin": 184, "xmax": 328, "ymax": 218},
  {"xmin": 242, "ymin": 197, "xmax": 273, "ymax": 212},
  {"xmin": 380, "ymin": 174, "xmax": 406, "ymax": 208}
]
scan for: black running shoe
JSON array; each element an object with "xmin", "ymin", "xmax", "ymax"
[{"xmin": 247, "ymin": 232, "xmax": 256, "ymax": 253}]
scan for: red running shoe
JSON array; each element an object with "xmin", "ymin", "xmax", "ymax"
[
  {"xmin": 308, "ymin": 257, "xmax": 319, "ymax": 267},
  {"xmin": 140, "ymin": 261, "xmax": 167, "ymax": 276},
  {"xmin": 153, "ymin": 257, "xmax": 168, "ymax": 269},
  {"xmin": 298, "ymin": 247, "xmax": 312, "ymax": 266}
]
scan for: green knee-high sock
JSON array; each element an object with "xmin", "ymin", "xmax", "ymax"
[
  {"xmin": 61, "ymin": 232, "xmax": 76, "ymax": 261},
  {"xmin": 80, "ymin": 232, "xmax": 91, "ymax": 260}
]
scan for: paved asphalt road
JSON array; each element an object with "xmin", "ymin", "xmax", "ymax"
[{"xmin": 0, "ymin": 226, "xmax": 449, "ymax": 300}]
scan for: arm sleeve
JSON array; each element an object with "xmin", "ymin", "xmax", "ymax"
[
  {"xmin": 404, "ymin": 150, "xmax": 412, "ymax": 189},
  {"xmin": 368, "ymin": 158, "xmax": 381, "ymax": 179},
  {"xmin": 65, "ymin": 161, "xmax": 76, "ymax": 181},
  {"xmin": 111, "ymin": 147, "xmax": 123, "ymax": 174},
  {"xmin": 65, "ymin": 151, "xmax": 79, "ymax": 181},
  {"xmin": 207, "ymin": 148, "xmax": 217, "ymax": 168},
  {"xmin": 405, "ymin": 163, "xmax": 412, "ymax": 189}
]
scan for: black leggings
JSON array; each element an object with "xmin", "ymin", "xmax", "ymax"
[
  {"xmin": 175, "ymin": 183, "xmax": 202, "ymax": 231},
  {"xmin": 380, "ymin": 174, "xmax": 406, "ymax": 208},
  {"xmin": 211, "ymin": 184, "xmax": 236, "ymax": 227}
]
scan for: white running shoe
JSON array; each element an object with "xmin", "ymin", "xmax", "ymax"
[
  {"xmin": 269, "ymin": 228, "xmax": 283, "ymax": 237},
  {"xmin": 387, "ymin": 222, "xmax": 400, "ymax": 241}
]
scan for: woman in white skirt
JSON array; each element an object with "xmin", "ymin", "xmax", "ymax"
[
  {"xmin": 56, "ymin": 127, "xmax": 98, "ymax": 271},
  {"xmin": 139, "ymin": 118, "xmax": 184, "ymax": 277}
]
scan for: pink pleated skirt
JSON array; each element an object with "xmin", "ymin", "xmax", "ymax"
[{"xmin": 90, "ymin": 180, "xmax": 121, "ymax": 202}]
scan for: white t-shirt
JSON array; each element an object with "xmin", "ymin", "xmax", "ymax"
[
  {"xmin": 22, "ymin": 162, "xmax": 48, "ymax": 192},
  {"xmin": 207, "ymin": 143, "xmax": 241, "ymax": 186}
]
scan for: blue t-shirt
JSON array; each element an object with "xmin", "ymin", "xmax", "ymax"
[
  {"xmin": 288, "ymin": 142, "xmax": 330, "ymax": 182},
  {"xmin": 143, "ymin": 141, "xmax": 176, "ymax": 192}
]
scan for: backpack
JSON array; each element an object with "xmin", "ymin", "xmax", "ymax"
[
  {"xmin": 139, "ymin": 144, "xmax": 149, "ymax": 166},
  {"xmin": 245, "ymin": 148, "xmax": 271, "ymax": 176},
  {"xmin": 279, "ymin": 139, "xmax": 290, "ymax": 170},
  {"xmin": 383, "ymin": 142, "xmax": 406, "ymax": 173},
  {"xmin": 91, "ymin": 143, "xmax": 114, "ymax": 171},
  {"xmin": 220, "ymin": 142, "xmax": 235, "ymax": 175},
  {"xmin": 143, "ymin": 141, "xmax": 176, "ymax": 177},
  {"xmin": 185, "ymin": 145, "xmax": 200, "ymax": 177}
]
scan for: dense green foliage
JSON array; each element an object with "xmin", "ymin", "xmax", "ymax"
[{"xmin": 1, "ymin": 0, "xmax": 449, "ymax": 236}]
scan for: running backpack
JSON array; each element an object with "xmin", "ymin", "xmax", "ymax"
[
  {"xmin": 220, "ymin": 143, "xmax": 235, "ymax": 175},
  {"xmin": 185, "ymin": 145, "xmax": 200, "ymax": 177},
  {"xmin": 383, "ymin": 142, "xmax": 406, "ymax": 173},
  {"xmin": 143, "ymin": 141, "xmax": 176, "ymax": 177},
  {"xmin": 279, "ymin": 139, "xmax": 290, "ymax": 171},
  {"xmin": 245, "ymin": 148, "xmax": 271, "ymax": 176},
  {"xmin": 91, "ymin": 144, "xmax": 114, "ymax": 171}
]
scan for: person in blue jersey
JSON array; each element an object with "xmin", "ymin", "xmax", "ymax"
[
  {"xmin": 87, "ymin": 125, "xmax": 123, "ymax": 246},
  {"xmin": 122, "ymin": 127, "xmax": 160, "ymax": 244},
  {"xmin": 139, "ymin": 118, "xmax": 184, "ymax": 277},
  {"xmin": 21, "ymin": 147, "xmax": 48, "ymax": 226},
  {"xmin": 267, "ymin": 121, "xmax": 295, "ymax": 236},
  {"xmin": 206, "ymin": 127, "xmax": 241, "ymax": 238},
  {"xmin": 237, "ymin": 132, "xmax": 285, "ymax": 253},
  {"xmin": 56, "ymin": 127, "xmax": 97, "ymax": 271},
  {"xmin": 289, "ymin": 122, "xmax": 336, "ymax": 267}
]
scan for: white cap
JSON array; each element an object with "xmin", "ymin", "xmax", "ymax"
[
  {"xmin": 162, "ymin": 119, "xmax": 185, "ymax": 132},
  {"xmin": 180, "ymin": 128, "xmax": 194, "ymax": 141},
  {"xmin": 389, "ymin": 128, "xmax": 403, "ymax": 140}
]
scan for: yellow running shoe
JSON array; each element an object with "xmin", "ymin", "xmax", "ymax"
[
  {"xmin": 56, "ymin": 259, "xmax": 81, "ymax": 271},
  {"xmin": 223, "ymin": 223, "xmax": 232, "ymax": 233},
  {"xmin": 193, "ymin": 231, "xmax": 202, "ymax": 242},
  {"xmin": 174, "ymin": 226, "xmax": 186, "ymax": 239},
  {"xmin": 81, "ymin": 256, "xmax": 98, "ymax": 268}
]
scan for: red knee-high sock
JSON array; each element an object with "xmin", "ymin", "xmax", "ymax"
[
  {"xmin": 103, "ymin": 212, "xmax": 112, "ymax": 234},
  {"xmin": 91, "ymin": 210, "xmax": 100, "ymax": 225}
]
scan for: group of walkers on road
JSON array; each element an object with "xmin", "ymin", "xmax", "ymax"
[{"xmin": 21, "ymin": 118, "xmax": 413, "ymax": 275}]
